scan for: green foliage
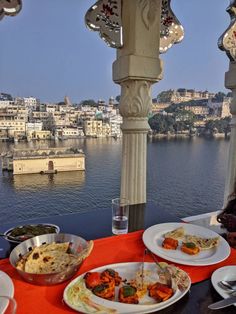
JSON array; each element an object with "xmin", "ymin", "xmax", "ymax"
[
  {"xmin": 156, "ymin": 89, "xmax": 174, "ymax": 103},
  {"xmin": 148, "ymin": 113, "xmax": 231, "ymax": 136},
  {"xmin": 165, "ymin": 103, "xmax": 183, "ymax": 113},
  {"xmin": 204, "ymin": 117, "xmax": 231, "ymax": 134},
  {"xmin": 57, "ymin": 101, "xmax": 65, "ymax": 106},
  {"xmin": 149, "ymin": 114, "xmax": 174, "ymax": 133},
  {"xmin": 115, "ymin": 95, "xmax": 121, "ymax": 103},
  {"xmin": 214, "ymin": 92, "xmax": 226, "ymax": 102},
  {"xmin": 80, "ymin": 99, "xmax": 97, "ymax": 107},
  {"xmin": 148, "ymin": 114, "xmax": 191, "ymax": 134}
]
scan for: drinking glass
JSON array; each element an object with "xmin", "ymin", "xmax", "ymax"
[
  {"xmin": 112, "ymin": 198, "xmax": 129, "ymax": 235},
  {"xmin": 0, "ymin": 296, "xmax": 17, "ymax": 314}
]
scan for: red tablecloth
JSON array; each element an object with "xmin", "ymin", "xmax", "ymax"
[{"xmin": 0, "ymin": 230, "xmax": 236, "ymax": 314}]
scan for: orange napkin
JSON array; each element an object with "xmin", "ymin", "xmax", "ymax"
[{"xmin": 0, "ymin": 230, "xmax": 236, "ymax": 314}]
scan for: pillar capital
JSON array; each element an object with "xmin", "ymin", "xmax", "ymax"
[
  {"xmin": 113, "ymin": 0, "xmax": 163, "ymax": 83},
  {"xmin": 119, "ymin": 80, "xmax": 152, "ymax": 119}
]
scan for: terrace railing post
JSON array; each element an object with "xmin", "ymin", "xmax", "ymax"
[
  {"xmin": 218, "ymin": 1, "xmax": 236, "ymax": 205},
  {"xmin": 113, "ymin": 0, "xmax": 163, "ymax": 207},
  {"xmin": 224, "ymin": 62, "xmax": 236, "ymax": 204}
]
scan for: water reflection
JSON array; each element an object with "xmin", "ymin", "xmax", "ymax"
[
  {"xmin": 0, "ymin": 137, "xmax": 230, "ymax": 224},
  {"xmin": 12, "ymin": 171, "xmax": 85, "ymax": 190}
]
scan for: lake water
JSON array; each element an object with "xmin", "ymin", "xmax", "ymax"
[{"xmin": 0, "ymin": 137, "xmax": 229, "ymax": 224}]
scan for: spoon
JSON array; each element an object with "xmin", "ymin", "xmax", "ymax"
[
  {"xmin": 0, "ymin": 233, "xmax": 33, "ymax": 242},
  {"xmin": 218, "ymin": 280, "xmax": 236, "ymax": 292}
]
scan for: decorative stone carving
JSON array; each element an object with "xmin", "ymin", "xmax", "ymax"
[
  {"xmin": 139, "ymin": 0, "xmax": 160, "ymax": 30},
  {"xmin": 160, "ymin": 0, "xmax": 184, "ymax": 53},
  {"xmin": 119, "ymin": 80, "xmax": 152, "ymax": 118},
  {"xmin": 218, "ymin": 0, "xmax": 236, "ymax": 61},
  {"xmin": 85, "ymin": 0, "xmax": 122, "ymax": 48},
  {"xmin": 85, "ymin": 0, "xmax": 184, "ymax": 53},
  {"xmin": 0, "ymin": 0, "xmax": 22, "ymax": 21}
]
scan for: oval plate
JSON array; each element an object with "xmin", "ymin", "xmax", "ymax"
[
  {"xmin": 142, "ymin": 222, "xmax": 230, "ymax": 266},
  {"xmin": 63, "ymin": 262, "xmax": 191, "ymax": 314},
  {"xmin": 0, "ymin": 271, "xmax": 14, "ymax": 313}
]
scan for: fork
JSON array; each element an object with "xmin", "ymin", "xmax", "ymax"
[
  {"xmin": 141, "ymin": 248, "xmax": 147, "ymax": 289},
  {"xmin": 147, "ymin": 249, "xmax": 172, "ymax": 287}
]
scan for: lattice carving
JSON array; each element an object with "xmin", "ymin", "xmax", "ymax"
[
  {"xmin": 85, "ymin": 0, "xmax": 122, "ymax": 48},
  {"xmin": 218, "ymin": 0, "xmax": 236, "ymax": 61},
  {"xmin": 0, "ymin": 0, "xmax": 22, "ymax": 21},
  {"xmin": 160, "ymin": 0, "xmax": 184, "ymax": 53},
  {"xmin": 85, "ymin": 0, "xmax": 184, "ymax": 54}
]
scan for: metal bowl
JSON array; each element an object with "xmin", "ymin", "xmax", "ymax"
[
  {"xmin": 4, "ymin": 223, "xmax": 60, "ymax": 245},
  {"xmin": 9, "ymin": 233, "xmax": 93, "ymax": 285}
]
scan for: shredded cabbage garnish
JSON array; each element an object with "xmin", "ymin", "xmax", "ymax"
[{"xmin": 66, "ymin": 278, "xmax": 117, "ymax": 314}]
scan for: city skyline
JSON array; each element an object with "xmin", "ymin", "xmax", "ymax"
[{"xmin": 0, "ymin": 0, "xmax": 231, "ymax": 103}]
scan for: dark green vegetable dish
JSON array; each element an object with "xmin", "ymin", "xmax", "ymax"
[{"xmin": 8, "ymin": 224, "xmax": 58, "ymax": 238}]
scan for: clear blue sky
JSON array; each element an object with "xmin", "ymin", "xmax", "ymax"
[{"xmin": 0, "ymin": 0, "xmax": 231, "ymax": 103}]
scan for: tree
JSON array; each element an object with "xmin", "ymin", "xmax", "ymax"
[
  {"xmin": 214, "ymin": 92, "xmax": 226, "ymax": 102},
  {"xmin": 80, "ymin": 99, "xmax": 97, "ymax": 107},
  {"xmin": 156, "ymin": 90, "xmax": 174, "ymax": 103},
  {"xmin": 227, "ymin": 92, "xmax": 233, "ymax": 97},
  {"xmin": 165, "ymin": 103, "xmax": 183, "ymax": 113},
  {"xmin": 115, "ymin": 95, "xmax": 121, "ymax": 103},
  {"xmin": 204, "ymin": 118, "xmax": 231, "ymax": 135},
  {"xmin": 174, "ymin": 109, "xmax": 196, "ymax": 122},
  {"xmin": 148, "ymin": 114, "xmax": 175, "ymax": 133}
]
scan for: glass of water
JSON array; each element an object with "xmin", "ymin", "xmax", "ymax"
[
  {"xmin": 112, "ymin": 198, "xmax": 129, "ymax": 235},
  {"xmin": 0, "ymin": 296, "xmax": 17, "ymax": 314}
]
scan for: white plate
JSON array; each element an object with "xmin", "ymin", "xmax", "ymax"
[
  {"xmin": 0, "ymin": 271, "xmax": 14, "ymax": 314},
  {"xmin": 63, "ymin": 262, "xmax": 191, "ymax": 314},
  {"xmin": 142, "ymin": 222, "xmax": 230, "ymax": 266},
  {"xmin": 211, "ymin": 266, "xmax": 236, "ymax": 307}
]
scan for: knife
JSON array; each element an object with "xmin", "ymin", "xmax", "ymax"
[{"xmin": 208, "ymin": 295, "xmax": 236, "ymax": 309}]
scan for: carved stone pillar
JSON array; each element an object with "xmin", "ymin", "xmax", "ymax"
[
  {"xmin": 113, "ymin": 0, "xmax": 163, "ymax": 205},
  {"xmin": 86, "ymin": 0, "xmax": 184, "ymax": 214},
  {"xmin": 224, "ymin": 63, "xmax": 236, "ymax": 204},
  {"xmin": 218, "ymin": 1, "xmax": 236, "ymax": 205}
]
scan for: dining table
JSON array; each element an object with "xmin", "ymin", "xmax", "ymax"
[{"xmin": 0, "ymin": 202, "xmax": 236, "ymax": 314}]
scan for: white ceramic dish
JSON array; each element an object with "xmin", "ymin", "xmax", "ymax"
[
  {"xmin": 63, "ymin": 262, "xmax": 191, "ymax": 314},
  {"xmin": 142, "ymin": 222, "xmax": 230, "ymax": 266},
  {"xmin": 211, "ymin": 266, "xmax": 236, "ymax": 307},
  {"xmin": 0, "ymin": 271, "xmax": 14, "ymax": 314}
]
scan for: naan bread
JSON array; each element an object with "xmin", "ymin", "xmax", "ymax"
[
  {"xmin": 16, "ymin": 241, "xmax": 82, "ymax": 274},
  {"xmin": 164, "ymin": 227, "xmax": 185, "ymax": 240},
  {"xmin": 16, "ymin": 241, "xmax": 94, "ymax": 274},
  {"xmin": 16, "ymin": 251, "xmax": 32, "ymax": 271},
  {"xmin": 24, "ymin": 250, "xmax": 79, "ymax": 274},
  {"xmin": 30, "ymin": 242, "xmax": 70, "ymax": 254},
  {"xmin": 184, "ymin": 234, "xmax": 219, "ymax": 250}
]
